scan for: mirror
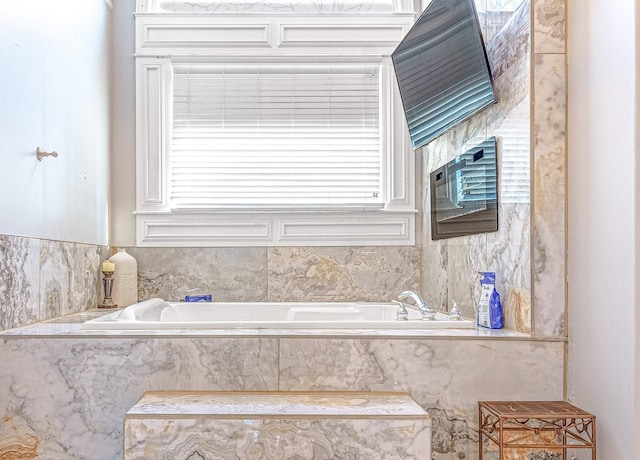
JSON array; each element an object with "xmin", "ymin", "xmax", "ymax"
[
  {"xmin": 392, "ymin": 0, "xmax": 495, "ymax": 149},
  {"xmin": 430, "ymin": 137, "xmax": 498, "ymax": 240}
]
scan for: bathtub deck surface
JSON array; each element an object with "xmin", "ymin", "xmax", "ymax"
[{"xmin": 0, "ymin": 312, "xmax": 535, "ymax": 339}]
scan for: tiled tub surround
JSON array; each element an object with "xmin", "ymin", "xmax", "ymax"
[
  {"xmin": 124, "ymin": 391, "xmax": 432, "ymax": 459},
  {"xmin": 130, "ymin": 246, "xmax": 421, "ymax": 304},
  {"xmin": 0, "ymin": 235, "xmax": 106, "ymax": 331},
  {"xmin": 0, "ymin": 318, "xmax": 563, "ymax": 459},
  {"xmin": 0, "ymin": 239, "xmax": 419, "ymax": 332}
]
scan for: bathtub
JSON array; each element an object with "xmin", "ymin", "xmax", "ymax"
[{"xmin": 82, "ymin": 298, "xmax": 475, "ymax": 330}]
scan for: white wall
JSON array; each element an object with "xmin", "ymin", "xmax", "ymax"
[
  {"xmin": 0, "ymin": 0, "xmax": 111, "ymax": 245},
  {"xmin": 567, "ymin": 0, "xmax": 639, "ymax": 457},
  {"xmin": 110, "ymin": 0, "xmax": 137, "ymax": 246}
]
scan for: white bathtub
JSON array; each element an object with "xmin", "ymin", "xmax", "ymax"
[{"xmin": 82, "ymin": 298, "xmax": 475, "ymax": 330}]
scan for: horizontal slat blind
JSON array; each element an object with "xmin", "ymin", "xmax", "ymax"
[
  {"xmin": 171, "ymin": 64, "xmax": 381, "ymax": 209},
  {"xmin": 499, "ymin": 117, "xmax": 530, "ymax": 204}
]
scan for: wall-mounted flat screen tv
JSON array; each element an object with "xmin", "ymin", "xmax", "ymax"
[{"xmin": 392, "ymin": 0, "xmax": 495, "ymax": 149}]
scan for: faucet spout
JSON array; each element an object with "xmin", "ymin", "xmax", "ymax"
[{"xmin": 396, "ymin": 291, "xmax": 436, "ymax": 320}]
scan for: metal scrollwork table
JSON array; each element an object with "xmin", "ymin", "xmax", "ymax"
[{"xmin": 478, "ymin": 400, "xmax": 596, "ymax": 459}]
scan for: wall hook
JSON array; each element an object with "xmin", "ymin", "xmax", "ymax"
[{"xmin": 36, "ymin": 147, "xmax": 58, "ymax": 161}]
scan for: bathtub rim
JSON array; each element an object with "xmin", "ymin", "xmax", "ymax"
[{"xmin": 81, "ymin": 300, "xmax": 477, "ymax": 331}]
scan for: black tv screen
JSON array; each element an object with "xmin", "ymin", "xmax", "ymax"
[{"xmin": 392, "ymin": 0, "xmax": 495, "ymax": 149}]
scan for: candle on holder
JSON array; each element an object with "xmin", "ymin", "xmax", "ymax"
[
  {"xmin": 99, "ymin": 265, "xmax": 118, "ymax": 309},
  {"xmin": 102, "ymin": 261, "xmax": 116, "ymax": 272}
]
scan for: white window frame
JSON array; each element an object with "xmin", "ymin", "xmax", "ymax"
[{"xmin": 135, "ymin": 9, "xmax": 417, "ymax": 247}]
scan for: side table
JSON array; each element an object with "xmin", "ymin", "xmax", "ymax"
[{"xmin": 478, "ymin": 401, "xmax": 596, "ymax": 459}]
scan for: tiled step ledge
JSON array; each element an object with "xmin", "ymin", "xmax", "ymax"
[{"xmin": 124, "ymin": 391, "xmax": 431, "ymax": 459}]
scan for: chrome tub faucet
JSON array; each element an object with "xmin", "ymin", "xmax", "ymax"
[{"xmin": 394, "ymin": 291, "xmax": 436, "ymax": 321}]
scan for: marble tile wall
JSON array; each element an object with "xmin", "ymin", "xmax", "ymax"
[
  {"xmin": 1, "ymin": 238, "xmax": 419, "ymax": 330},
  {"xmin": 0, "ymin": 235, "xmax": 106, "ymax": 331},
  {"xmin": 531, "ymin": 0, "xmax": 566, "ymax": 337},
  {"xmin": 0, "ymin": 334, "xmax": 563, "ymax": 459},
  {"xmin": 128, "ymin": 245, "xmax": 421, "ymax": 303},
  {"xmin": 421, "ymin": 0, "xmax": 567, "ymax": 338},
  {"xmin": 0, "ymin": 336, "xmax": 278, "ymax": 459}
]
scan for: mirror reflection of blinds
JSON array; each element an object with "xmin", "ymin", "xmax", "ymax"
[
  {"xmin": 171, "ymin": 64, "xmax": 381, "ymax": 209},
  {"xmin": 499, "ymin": 117, "xmax": 530, "ymax": 204},
  {"xmin": 405, "ymin": 72, "xmax": 493, "ymax": 149}
]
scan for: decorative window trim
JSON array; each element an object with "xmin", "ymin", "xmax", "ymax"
[
  {"xmin": 135, "ymin": 11, "xmax": 417, "ymax": 247},
  {"xmin": 135, "ymin": 0, "xmax": 414, "ymax": 15}
]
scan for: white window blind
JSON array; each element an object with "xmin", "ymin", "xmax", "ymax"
[{"xmin": 171, "ymin": 64, "xmax": 381, "ymax": 209}]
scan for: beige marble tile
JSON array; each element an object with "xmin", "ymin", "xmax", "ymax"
[
  {"xmin": 127, "ymin": 390, "xmax": 429, "ymax": 417},
  {"xmin": 485, "ymin": 0, "xmax": 528, "ymax": 44},
  {"xmin": 486, "ymin": 0, "xmax": 530, "ymax": 82},
  {"xmin": 267, "ymin": 246, "xmax": 420, "ymax": 302},
  {"xmin": 279, "ymin": 338, "xmax": 564, "ymax": 458},
  {"xmin": 487, "ymin": 203, "xmax": 532, "ymax": 332},
  {"xmin": 421, "ymin": 239, "xmax": 450, "ymax": 312},
  {"xmin": 533, "ymin": 0, "xmax": 565, "ymax": 53},
  {"xmin": 0, "ymin": 235, "xmax": 40, "ymax": 330},
  {"xmin": 130, "ymin": 247, "xmax": 268, "ymax": 302},
  {"xmin": 39, "ymin": 240, "xmax": 103, "ymax": 320},
  {"xmin": 0, "ymin": 337, "xmax": 278, "ymax": 459},
  {"xmin": 0, "ymin": 319, "xmax": 560, "ymax": 459},
  {"xmin": 125, "ymin": 417, "xmax": 430, "ymax": 460},
  {"xmin": 485, "ymin": 98, "xmax": 531, "ymax": 332},
  {"xmin": 532, "ymin": 52, "xmax": 566, "ymax": 337}
]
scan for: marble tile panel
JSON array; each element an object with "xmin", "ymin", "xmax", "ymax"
[
  {"xmin": 487, "ymin": 203, "xmax": 532, "ymax": 332},
  {"xmin": 420, "ymin": 240, "xmax": 449, "ymax": 312},
  {"xmin": 533, "ymin": 0, "xmax": 565, "ymax": 53},
  {"xmin": 39, "ymin": 241, "xmax": 103, "ymax": 320},
  {"xmin": 279, "ymin": 338, "xmax": 564, "ymax": 458},
  {"xmin": 532, "ymin": 52, "xmax": 566, "ymax": 338},
  {"xmin": 123, "ymin": 388, "xmax": 431, "ymax": 460},
  {"xmin": 0, "ymin": 235, "xmax": 40, "ymax": 330},
  {"xmin": 126, "ymin": 390, "xmax": 430, "ymax": 416},
  {"xmin": 487, "ymin": 53, "xmax": 530, "ymax": 134},
  {"xmin": 129, "ymin": 247, "xmax": 268, "ymax": 302},
  {"xmin": 125, "ymin": 417, "xmax": 430, "ymax": 460},
  {"xmin": 0, "ymin": 337, "xmax": 278, "ymax": 459},
  {"xmin": 486, "ymin": 0, "xmax": 530, "ymax": 82},
  {"xmin": 484, "ymin": 0, "xmax": 528, "ymax": 44},
  {"xmin": 532, "ymin": 53, "xmax": 566, "ymax": 150},
  {"xmin": 77, "ymin": 243, "xmax": 106, "ymax": 311},
  {"xmin": 267, "ymin": 246, "xmax": 420, "ymax": 302},
  {"xmin": 486, "ymin": 79, "xmax": 531, "ymax": 333},
  {"xmin": 446, "ymin": 234, "xmax": 488, "ymax": 318}
]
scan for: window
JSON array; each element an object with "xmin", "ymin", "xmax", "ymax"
[
  {"xmin": 171, "ymin": 64, "xmax": 381, "ymax": 209},
  {"xmin": 135, "ymin": 9, "xmax": 416, "ymax": 246}
]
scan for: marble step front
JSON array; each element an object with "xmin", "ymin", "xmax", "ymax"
[{"xmin": 124, "ymin": 390, "xmax": 431, "ymax": 459}]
